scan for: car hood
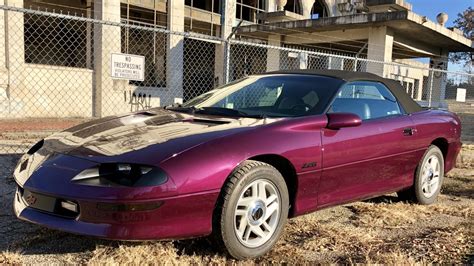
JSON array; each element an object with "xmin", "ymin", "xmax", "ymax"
[{"xmin": 30, "ymin": 108, "xmax": 276, "ymax": 165}]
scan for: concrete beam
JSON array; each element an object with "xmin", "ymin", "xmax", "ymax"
[
  {"xmin": 406, "ymin": 11, "xmax": 472, "ymax": 49},
  {"xmin": 366, "ymin": 0, "xmax": 412, "ymax": 12},
  {"xmin": 236, "ymin": 10, "xmax": 473, "ymax": 52},
  {"xmin": 120, "ymin": 0, "xmax": 167, "ymax": 14},
  {"xmin": 184, "ymin": 6, "xmax": 221, "ymax": 25},
  {"xmin": 392, "ymin": 38, "xmax": 438, "ymax": 58},
  {"xmin": 284, "ymin": 28, "xmax": 369, "ymax": 44}
]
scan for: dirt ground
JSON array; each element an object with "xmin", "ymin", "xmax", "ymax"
[{"xmin": 0, "ymin": 108, "xmax": 473, "ymax": 264}]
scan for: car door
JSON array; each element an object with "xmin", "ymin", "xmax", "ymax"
[{"xmin": 317, "ymin": 81, "xmax": 421, "ymax": 208}]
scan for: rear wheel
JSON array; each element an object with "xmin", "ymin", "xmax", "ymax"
[
  {"xmin": 213, "ymin": 160, "xmax": 289, "ymax": 259},
  {"xmin": 398, "ymin": 145, "xmax": 444, "ymax": 205}
]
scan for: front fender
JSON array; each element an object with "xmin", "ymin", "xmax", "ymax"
[{"xmin": 159, "ymin": 115, "xmax": 328, "ymax": 196}]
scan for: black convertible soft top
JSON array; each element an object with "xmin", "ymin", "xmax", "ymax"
[{"xmin": 266, "ymin": 69, "xmax": 423, "ymax": 114}]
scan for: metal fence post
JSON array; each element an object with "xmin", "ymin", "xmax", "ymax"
[
  {"xmin": 428, "ymin": 69, "xmax": 434, "ymax": 108},
  {"xmin": 224, "ymin": 39, "xmax": 230, "ymax": 84}
]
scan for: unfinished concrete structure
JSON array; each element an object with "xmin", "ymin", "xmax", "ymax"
[{"xmin": 0, "ymin": 0, "xmax": 472, "ymax": 117}]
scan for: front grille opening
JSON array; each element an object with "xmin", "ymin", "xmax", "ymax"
[
  {"xmin": 19, "ymin": 159, "xmax": 29, "ymax": 172},
  {"xmin": 21, "ymin": 188, "xmax": 79, "ymax": 219}
]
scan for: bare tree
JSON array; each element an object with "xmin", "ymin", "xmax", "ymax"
[{"xmin": 449, "ymin": 7, "xmax": 473, "ymax": 70}]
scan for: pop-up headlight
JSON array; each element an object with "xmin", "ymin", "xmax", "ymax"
[
  {"xmin": 72, "ymin": 163, "xmax": 168, "ymax": 187},
  {"xmin": 27, "ymin": 139, "xmax": 44, "ymax": 155}
]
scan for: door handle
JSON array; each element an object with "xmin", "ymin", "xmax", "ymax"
[{"xmin": 403, "ymin": 128, "xmax": 415, "ymax": 136}]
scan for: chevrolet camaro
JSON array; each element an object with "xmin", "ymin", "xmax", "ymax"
[{"xmin": 13, "ymin": 70, "xmax": 462, "ymax": 259}]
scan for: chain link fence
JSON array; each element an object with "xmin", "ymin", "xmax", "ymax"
[{"xmin": 0, "ymin": 5, "xmax": 473, "ymax": 154}]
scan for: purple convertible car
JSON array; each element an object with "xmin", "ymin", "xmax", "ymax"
[{"xmin": 13, "ymin": 70, "xmax": 461, "ymax": 259}]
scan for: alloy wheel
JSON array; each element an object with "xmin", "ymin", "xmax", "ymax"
[
  {"xmin": 421, "ymin": 154, "xmax": 441, "ymax": 198},
  {"xmin": 233, "ymin": 179, "xmax": 280, "ymax": 248}
]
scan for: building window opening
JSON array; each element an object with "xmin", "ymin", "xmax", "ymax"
[
  {"xmin": 24, "ymin": 13, "xmax": 89, "ymax": 68},
  {"xmin": 121, "ymin": 3, "xmax": 167, "ymax": 87},
  {"xmin": 185, "ymin": 0, "xmax": 220, "ymax": 13},
  {"xmin": 284, "ymin": 0, "xmax": 303, "ymax": 15},
  {"xmin": 236, "ymin": 0, "xmax": 266, "ymax": 23},
  {"xmin": 185, "ymin": 0, "xmax": 221, "ymax": 37},
  {"xmin": 311, "ymin": 0, "xmax": 329, "ymax": 19}
]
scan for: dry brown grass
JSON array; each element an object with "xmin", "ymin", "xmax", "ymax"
[
  {"xmin": 403, "ymin": 225, "xmax": 473, "ymax": 263},
  {"xmin": 369, "ymin": 250, "xmax": 421, "ymax": 265},
  {"xmin": 350, "ymin": 201, "xmax": 473, "ymax": 228},
  {"xmin": 0, "ymin": 250, "xmax": 22, "ymax": 264},
  {"xmin": 271, "ymin": 219, "xmax": 381, "ymax": 263},
  {"xmin": 458, "ymin": 144, "xmax": 474, "ymax": 168},
  {"xmin": 87, "ymin": 242, "xmax": 228, "ymax": 265}
]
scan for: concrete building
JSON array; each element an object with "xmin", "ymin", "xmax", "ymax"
[{"xmin": 0, "ymin": 0, "xmax": 472, "ymax": 117}]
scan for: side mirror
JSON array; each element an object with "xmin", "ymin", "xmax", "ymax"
[{"xmin": 326, "ymin": 113, "xmax": 362, "ymax": 129}]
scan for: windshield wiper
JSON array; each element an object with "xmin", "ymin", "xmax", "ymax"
[
  {"xmin": 166, "ymin": 105, "xmax": 266, "ymax": 118},
  {"xmin": 195, "ymin": 107, "xmax": 266, "ymax": 119},
  {"xmin": 164, "ymin": 105, "xmax": 197, "ymax": 114}
]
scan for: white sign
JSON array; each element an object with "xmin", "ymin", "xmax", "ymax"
[
  {"xmin": 456, "ymin": 88, "xmax": 467, "ymax": 102},
  {"xmin": 174, "ymin": 98, "xmax": 183, "ymax": 105},
  {"xmin": 110, "ymin": 53, "xmax": 145, "ymax": 81},
  {"xmin": 288, "ymin": 52, "xmax": 299, "ymax": 58}
]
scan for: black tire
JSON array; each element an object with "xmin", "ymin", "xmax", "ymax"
[
  {"xmin": 397, "ymin": 145, "xmax": 444, "ymax": 205},
  {"xmin": 213, "ymin": 160, "xmax": 289, "ymax": 260}
]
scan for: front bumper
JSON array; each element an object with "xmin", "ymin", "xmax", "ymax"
[{"xmin": 14, "ymin": 185, "xmax": 220, "ymax": 240}]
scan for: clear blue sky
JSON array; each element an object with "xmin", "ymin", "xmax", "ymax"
[
  {"xmin": 411, "ymin": 0, "xmax": 472, "ymax": 27},
  {"xmin": 410, "ymin": 0, "xmax": 472, "ymax": 71}
]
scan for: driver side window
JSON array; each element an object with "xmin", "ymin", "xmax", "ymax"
[{"xmin": 329, "ymin": 81, "xmax": 402, "ymax": 120}]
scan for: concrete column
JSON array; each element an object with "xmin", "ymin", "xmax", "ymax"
[
  {"xmin": 367, "ymin": 26, "xmax": 393, "ymax": 77},
  {"xmin": 0, "ymin": 0, "xmax": 5, "ymax": 70},
  {"xmin": 0, "ymin": 0, "xmax": 7, "ymax": 81},
  {"xmin": 0, "ymin": 0, "xmax": 8, "ymax": 114},
  {"xmin": 93, "ymin": 0, "xmax": 121, "ymax": 117},
  {"xmin": 166, "ymin": 0, "xmax": 184, "ymax": 105},
  {"xmin": 276, "ymin": 0, "xmax": 285, "ymax": 11},
  {"xmin": 428, "ymin": 51, "xmax": 449, "ymax": 107},
  {"xmin": 85, "ymin": 0, "xmax": 92, "ymax": 69},
  {"xmin": 215, "ymin": 0, "xmax": 236, "ymax": 86},
  {"xmin": 299, "ymin": 52, "xmax": 308, "ymax": 69},
  {"xmin": 2, "ymin": 0, "xmax": 24, "ymax": 115},
  {"xmin": 267, "ymin": 35, "xmax": 281, "ymax": 71},
  {"xmin": 267, "ymin": 0, "xmax": 277, "ymax": 12},
  {"xmin": 301, "ymin": 0, "xmax": 315, "ymax": 18},
  {"xmin": 325, "ymin": 0, "xmax": 338, "ymax": 16},
  {"xmin": 328, "ymin": 56, "xmax": 343, "ymax": 70}
]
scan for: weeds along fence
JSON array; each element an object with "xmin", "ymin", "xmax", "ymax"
[{"xmin": 0, "ymin": 5, "xmax": 473, "ymax": 153}]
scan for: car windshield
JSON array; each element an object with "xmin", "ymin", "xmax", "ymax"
[{"xmin": 178, "ymin": 74, "xmax": 344, "ymax": 118}]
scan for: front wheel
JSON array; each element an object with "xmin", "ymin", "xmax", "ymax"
[
  {"xmin": 398, "ymin": 145, "xmax": 444, "ymax": 205},
  {"xmin": 213, "ymin": 160, "xmax": 289, "ymax": 259}
]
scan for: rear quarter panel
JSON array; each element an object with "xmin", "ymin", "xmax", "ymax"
[{"xmin": 410, "ymin": 110, "xmax": 462, "ymax": 172}]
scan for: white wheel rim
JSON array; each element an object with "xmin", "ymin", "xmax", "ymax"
[
  {"xmin": 234, "ymin": 179, "xmax": 280, "ymax": 248},
  {"xmin": 421, "ymin": 155, "xmax": 441, "ymax": 198}
]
